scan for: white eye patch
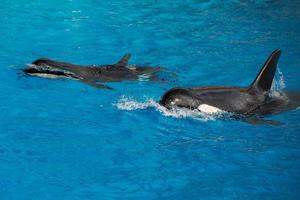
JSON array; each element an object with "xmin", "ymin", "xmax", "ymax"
[
  {"xmin": 198, "ymin": 104, "xmax": 223, "ymax": 114},
  {"xmin": 138, "ymin": 74, "xmax": 151, "ymax": 81}
]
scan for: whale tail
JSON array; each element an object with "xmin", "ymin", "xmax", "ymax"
[{"xmin": 250, "ymin": 49, "xmax": 281, "ymax": 92}]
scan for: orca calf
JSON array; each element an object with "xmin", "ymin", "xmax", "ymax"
[
  {"xmin": 24, "ymin": 54, "xmax": 162, "ymax": 89},
  {"xmin": 160, "ymin": 49, "xmax": 300, "ymax": 125}
]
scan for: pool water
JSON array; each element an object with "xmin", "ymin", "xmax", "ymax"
[{"xmin": 1, "ymin": 0, "xmax": 300, "ymax": 199}]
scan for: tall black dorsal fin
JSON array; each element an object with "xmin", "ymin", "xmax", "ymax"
[
  {"xmin": 114, "ymin": 53, "xmax": 131, "ymax": 66},
  {"xmin": 250, "ymin": 49, "xmax": 281, "ymax": 92}
]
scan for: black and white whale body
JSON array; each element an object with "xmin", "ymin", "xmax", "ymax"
[
  {"xmin": 24, "ymin": 54, "xmax": 162, "ymax": 89},
  {"xmin": 160, "ymin": 49, "xmax": 300, "ymax": 125}
]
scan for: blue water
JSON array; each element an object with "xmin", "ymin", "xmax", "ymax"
[{"xmin": 1, "ymin": 0, "xmax": 300, "ymax": 199}]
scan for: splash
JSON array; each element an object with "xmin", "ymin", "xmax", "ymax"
[
  {"xmin": 114, "ymin": 96, "xmax": 156, "ymax": 110},
  {"xmin": 270, "ymin": 67, "xmax": 286, "ymax": 98},
  {"xmin": 114, "ymin": 96, "xmax": 225, "ymax": 121}
]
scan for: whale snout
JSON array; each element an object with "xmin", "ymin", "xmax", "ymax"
[{"xmin": 159, "ymin": 96, "xmax": 171, "ymax": 109}]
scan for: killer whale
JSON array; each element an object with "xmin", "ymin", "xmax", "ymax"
[
  {"xmin": 23, "ymin": 54, "xmax": 162, "ymax": 89},
  {"xmin": 160, "ymin": 49, "xmax": 300, "ymax": 125}
]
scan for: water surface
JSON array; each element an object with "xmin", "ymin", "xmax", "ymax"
[{"xmin": 0, "ymin": 0, "xmax": 300, "ymax": 199}]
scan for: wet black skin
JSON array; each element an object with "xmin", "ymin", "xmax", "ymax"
[
  {"xmin": 23, "ymin": 54, "xmax": 162, "ymax": 89},
  {"xmin": 160, "ymin": 86, "xmax": 265, "ymax": 114},
  {"xmin": 160, "ymin": 49, "xmax": 300, "ymax": 125}
]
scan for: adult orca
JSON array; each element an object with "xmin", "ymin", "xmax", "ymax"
[
  {"xmin": 23, "ymin": 54, "xmax": 162, "ymax": 89},
  {"xmin": 160, "ymin": 49, "xmax": 300, "ymax": 125}
]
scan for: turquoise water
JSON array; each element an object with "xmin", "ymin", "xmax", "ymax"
[{"xmin": 1, "ymin": 0, "xmax": 300, "ymax": 199}]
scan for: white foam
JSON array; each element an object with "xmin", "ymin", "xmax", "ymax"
[
  {"xmin": 137, "ymin": 74, "xmax": 151, "ymax": 81},
  {"xmin": 114, "ymin": 96, "xmax": 155, "ymax": 110},
  {"xmin": 114, "ymin": 96, "xmax": 225, "ymax": 121},
  {"xmin": 270, "ymin": 67, "xmax": 286, "ymax": 98}
]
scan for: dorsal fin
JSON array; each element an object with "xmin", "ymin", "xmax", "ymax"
[
  {"xmin": 114, "ymin": 53, "xmax": 131, "ymax": 66},
  {"xmin": 250, "ymin": 49, "xmax": 281, "ymax": 92}
]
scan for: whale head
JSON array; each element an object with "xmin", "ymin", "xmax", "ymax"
[
  {"xmin": 23, "ymin": 58, "xmax": 80, "ymax": 80},
  {"xmin": 159, "ymin": 88, "xmax": 200, "ymax": 109}
]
